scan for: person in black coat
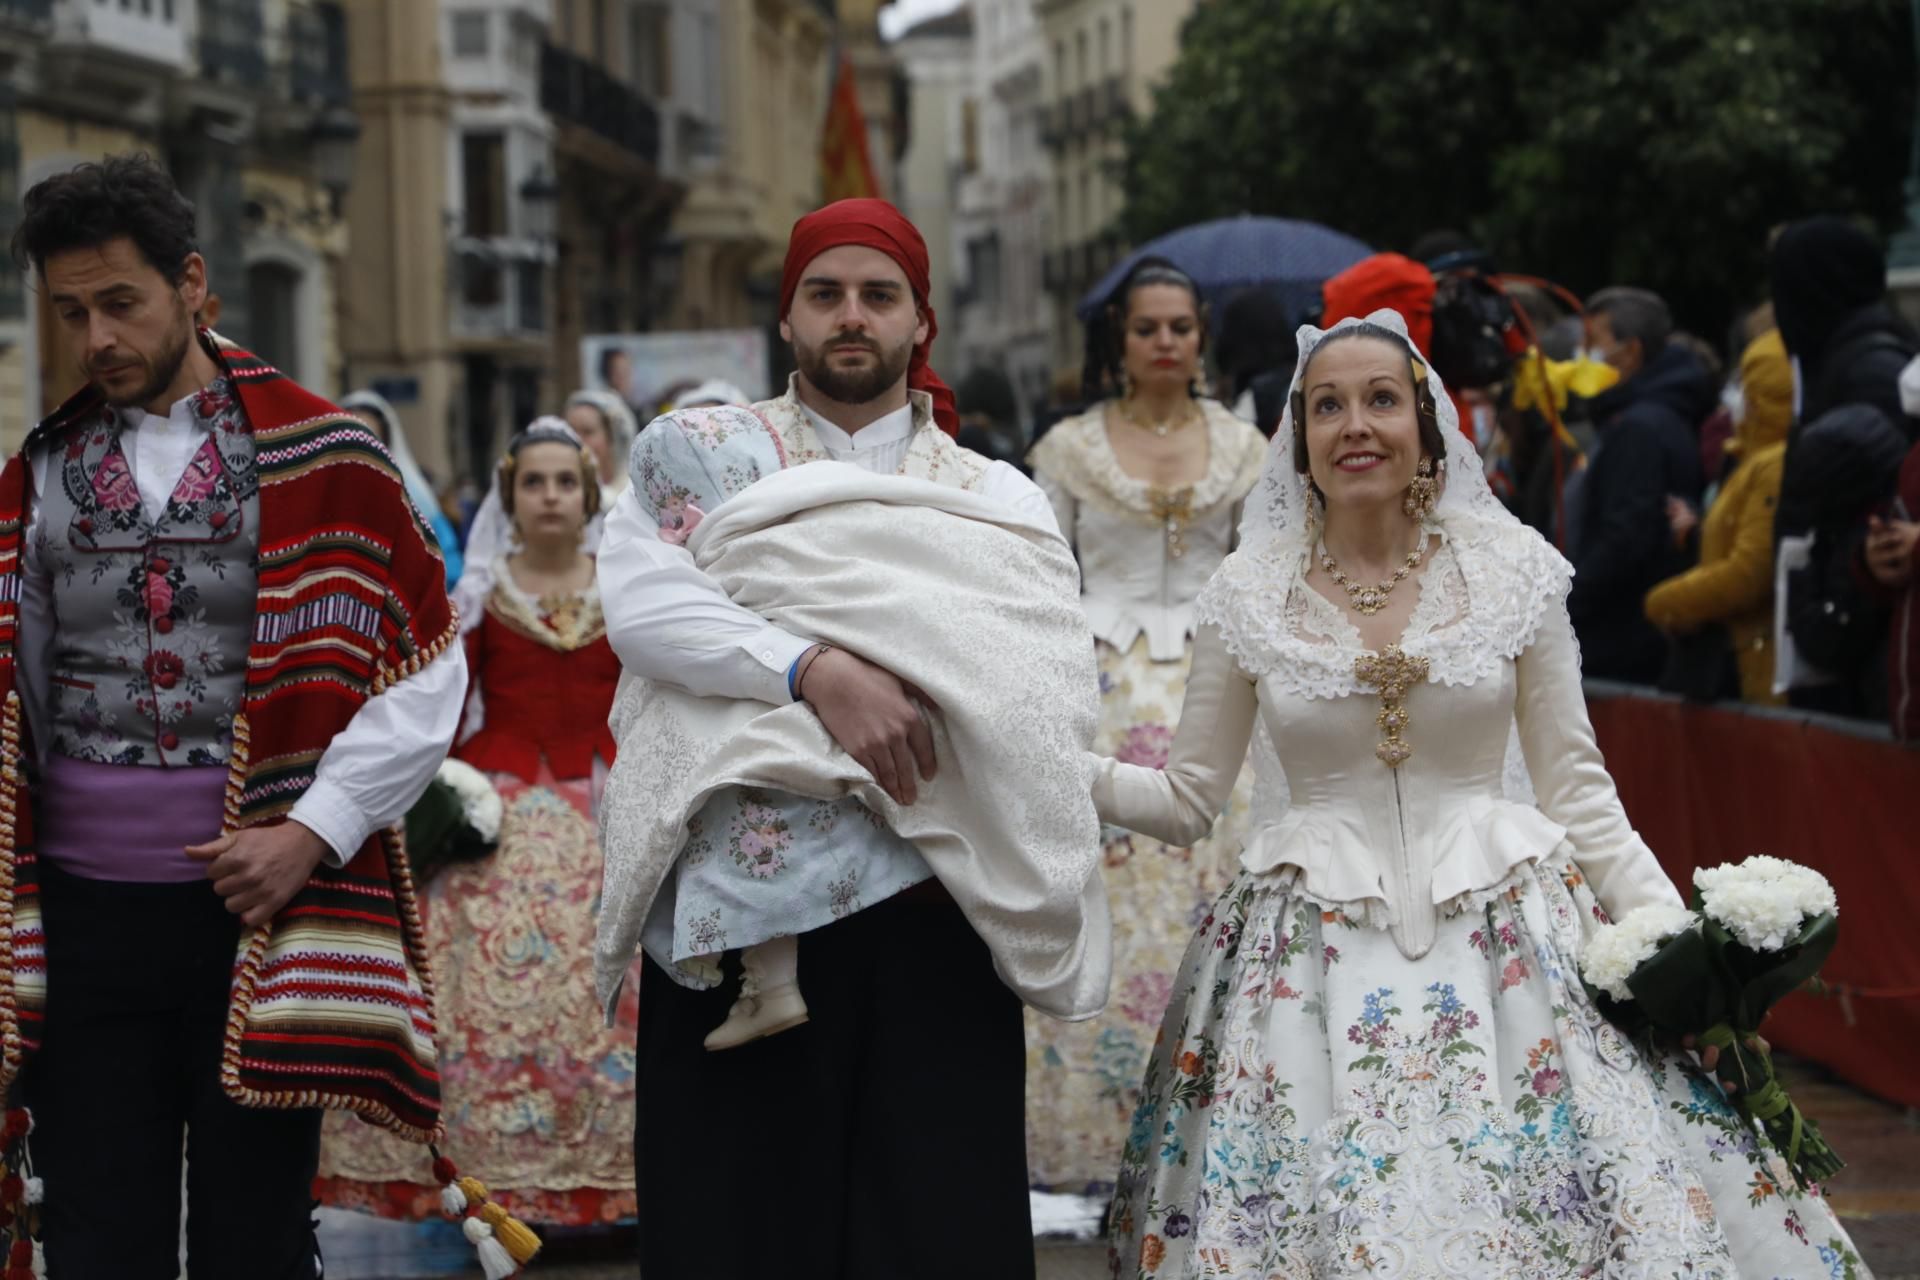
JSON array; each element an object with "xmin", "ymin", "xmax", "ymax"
[
  {"xmin": 1774, "ymin": 217, "xmax": 1918, "ymax": 433},
  {"xmin": 1567, "ymin": 287, "xmax": 1712, "ymax": 682},
  {"xmin": 1770, "ymin": 216, "xmax": 1920, "ymax": 716},
  {"xmin": 1216, "ymin": 288, "xmax": 1298, "ymax": 438},
  {"xmin": 1779, "ymin": 405, "xmax": 1910, "ymax": 717}
]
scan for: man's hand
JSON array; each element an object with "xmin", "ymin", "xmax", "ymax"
[
  {"xmin": 1865, "ymin": 515, "xmax": 1920, "ymax": 589},
  {"xmin": 799, "ymin": 647, "xmax": 936, "ymax": 805},
  {"xmin": 186, "ymin": 822, "xmax": 332, "ymax": 927}
]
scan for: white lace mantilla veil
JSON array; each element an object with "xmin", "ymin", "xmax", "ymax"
[{"xmin": 1205, "ymin": 308, "xmax": 1568, "ymax": 832}]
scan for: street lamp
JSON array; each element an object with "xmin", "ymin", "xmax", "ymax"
[
  {"xmin": 308, "ymin": 105, "xmax": 361, "ymax": 218},
  {"xmin": 520, "ymin": 168, "xmax": 560, "ymax": 244}
]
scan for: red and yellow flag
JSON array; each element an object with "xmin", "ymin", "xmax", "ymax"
[{"xmin": 820, "ymin": 52, "xmax": 878, "ymax": 203}]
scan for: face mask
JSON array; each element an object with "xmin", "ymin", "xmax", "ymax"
[
  {"xmin": 1900, "ymin": 354, "xmax": 1920, "ymax": 418},
  {"xmin": 1471, "ymin": 402, "xmax": 1496, "ymax": 455}
]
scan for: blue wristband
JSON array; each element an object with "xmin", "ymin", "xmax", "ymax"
[{"xmin": 787, "ymin": 652, "xmax": 806, "ymax": 700}]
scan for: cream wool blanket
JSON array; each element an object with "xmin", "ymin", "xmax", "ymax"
[{"xmin": 596, "ymin": 462, "xmax": 1110, "ymax": 1020}]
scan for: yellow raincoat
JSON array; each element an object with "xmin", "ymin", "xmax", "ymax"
[{"xmin": 1643, "ymin": 330, "xmax": 1793, "ymax": 703}]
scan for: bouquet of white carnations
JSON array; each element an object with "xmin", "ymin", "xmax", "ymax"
[
  {"xmin": 1580, "ymin": 854, "xmax": 1843, "ymax": 1189},
  {"xmin": 403, "ymin": 758, "xmax": 504, "ymax": 884}
]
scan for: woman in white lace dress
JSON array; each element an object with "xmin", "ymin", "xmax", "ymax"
[
  {"xmin": 1025, "ymin": 258, "xmax": 1268, "ymax": 1195},
  {"xmin": 1095, "ymin": 311, "xmax": 1870, "ymax": 1278}
]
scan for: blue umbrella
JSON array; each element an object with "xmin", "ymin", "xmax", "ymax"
[{"xmin": 1077, "ymin": 215, "xmax": 1373, "ymax": 322}]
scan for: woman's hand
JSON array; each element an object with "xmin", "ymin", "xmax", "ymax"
[
  {"xmin": 1680, "ymin": 1031, "xmax": 1771, "ymax": 1092},
  {"xmin": 1665, "ymin": 495, "xmax": 1700, "ymax": 550}
]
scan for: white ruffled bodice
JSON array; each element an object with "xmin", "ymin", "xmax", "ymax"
[
  {"xmin": 1095, "ymin": 517, "xmax": 1685, "ymax": 960},
  {"xmin": 1029, "ymin": 401, "xmax": 1267, "ymax": 661}
]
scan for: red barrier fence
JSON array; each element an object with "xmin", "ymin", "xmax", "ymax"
[{"xmin": 1586, "ymin": 683, "xmax": 1920, "ymax": 1107}]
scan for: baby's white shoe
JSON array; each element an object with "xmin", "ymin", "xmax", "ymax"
[
  {"xmin": 705, "ymin": 936, "xmax": 808, "ymax": 1050},
  {"xmin": 703, "ymin": 983, "xmax": 809, "ymax": 1051}
]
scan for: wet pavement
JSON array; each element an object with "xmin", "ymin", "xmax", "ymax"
[{"xmin": 321, "ymin": 1057, "xmax": 1920, "ymax": 1279}]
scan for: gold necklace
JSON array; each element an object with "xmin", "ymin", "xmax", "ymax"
[
  {"xmin": 1119, "ymin": 396, "xmax": 1201, "ymax": 438},
  {"xmin": 1318, "ymin": 532, "xmax": 1427, "ymax": 616}
]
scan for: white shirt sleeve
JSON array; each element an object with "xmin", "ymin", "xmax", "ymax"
[
  {"xmin": 983, "ymin": 460, "xmax": 1064, "ymax": 537},
  {"xmin": 596, "ymin": 488, "xmax": 812, "ymax": 705},
  {"xmin": 288, "ymin": 639, "xmax": 468, "ymax": 866}
]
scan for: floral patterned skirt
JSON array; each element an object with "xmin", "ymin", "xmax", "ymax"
[
  {"xmin": 1107, "ymin": 853, "xmax": 1871, "ymax": 1279},
  {"xmin": 314, "ymin": 768, "xmax": 643, "ymax": 1226},
  {"xmin": 1025, "ymin": 634, "xmax": 1253, "ymax": 1193}
]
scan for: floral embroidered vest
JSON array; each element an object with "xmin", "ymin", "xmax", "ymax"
[{"xmin": 35, "ymin": 380, "xmax": 260, "ymax": 766}]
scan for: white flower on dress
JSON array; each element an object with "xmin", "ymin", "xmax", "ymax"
[
  {"xmin": 1693, "ymin": 856, "xmax": 1837, "ymax": 953},
  {"xmin": 437, "ymin": 757, "xmax": 503, "ymax": 841},
  {"xmin": 1580, "ymin": 903, "xmax": 1698, "ymax": 1002}
]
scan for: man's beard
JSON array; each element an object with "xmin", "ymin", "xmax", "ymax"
[
  {"xmin": 92, "ymin": 305, "xmax": 193, "ymax": 409},
  {"xmin": 795, "ymin": 331, "xmax": 913, "ymax": 406}
]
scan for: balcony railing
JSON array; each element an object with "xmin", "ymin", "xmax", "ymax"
[
  {"xmin": 200, "ymin": 0, "xmax": 268, "ymax": 90},
  {"xmin": 1100, "ymin": 76, "xmax": 1131, "ymax": 126},
  {"xmin": 676, "ymin": 112, "xmax": 723, "ymax": 167},
  {"xmin": 286, "ymin": 2, "xmax": 349, "ymax": 105},
  {"xmin": 540, "ymin": 42, "xmax": 660, "ymax": 165},
  {"xmin": 0, "ymin": 0, "xmax": 53, "ymax": 26},
  {"xmin": 454, "ymin": 243, "xmax": 548, "ymax": 339}
]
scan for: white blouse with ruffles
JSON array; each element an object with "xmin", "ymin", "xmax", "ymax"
[
  {"xmin": 1029, "ymin": 400, "xmax": 1267, "ymax": 662},
  {"xmin": 1093, "ymin": 516, "xmax": 1684, "ymax": 960}
]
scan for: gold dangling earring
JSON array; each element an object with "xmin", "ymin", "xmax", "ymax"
[
  {"xmin": 1402, "ymin": 456, "xmax": 1439, "ymax": 521},
  {"xmin": 1190, "ymin": 370, "xmax": 1207, "ymax": 400}
]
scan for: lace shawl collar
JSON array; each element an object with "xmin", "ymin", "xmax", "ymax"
[
  {"xmin": 484, "ymin": 555, "xmax": 607, "ymax": 652},
  {"xmin": 1196, "ymin": 515, "xmax": 1573, "ymax": 698},
  {"xmin": 1027, "ymin": 399, "xmax": 1267, "ymax": 519}
]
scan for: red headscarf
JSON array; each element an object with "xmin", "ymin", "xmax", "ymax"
[
  {"xmin": 1318, "ymin": 252, "xmax": 1483, "ymax": 446},
  {"xmin": 778, "ymin": 198, "xmax": 959, "ymax": 437},
  {"xmin": 1320, "ymin": 253, "xmax": 1437, "ymax": 356}
]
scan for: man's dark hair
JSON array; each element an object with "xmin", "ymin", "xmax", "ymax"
[
  {"xmin": 10, "ymin": 153, "xmax": 199, "ymax": 283},
  {"xmin": 1586, "ymin": 286, "xmax": 1673, "ymax": 359},
  {"xmin": 598, "ymin": 345, "xmax": 631, "ymax": 388}
]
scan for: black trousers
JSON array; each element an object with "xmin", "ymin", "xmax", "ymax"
[
  {"xmin": 635, "ymin": 892, "xmax": 1035, "ymax": 1280},
  {"xmin": 24, "ymin": 862, "xmax": 324, "ymax": 1280}
]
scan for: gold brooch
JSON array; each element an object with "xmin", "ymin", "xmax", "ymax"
[
  {"xmin": 1354, "ymin": 644, "xmax": 1428, "ymax": 768},
  {"xmin": 1149, "ymin": 486, "xmax": 1194, "ymax": 559}
]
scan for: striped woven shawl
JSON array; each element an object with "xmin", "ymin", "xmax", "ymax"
[{"xmin": 0, "ymin": 335, "xmax": 455, "ymax": 1141}]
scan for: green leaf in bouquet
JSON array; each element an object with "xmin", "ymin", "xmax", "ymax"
[
  {"xmin": 1733, "ymin": 913, "xmax": 1839, "ymax": 1030},
  {"xmin": 1623, "ymin": 926, "xmax": 1729, "ymax": 1034},
  {"xmin": 1702, "ymin": 1036, "xmax": 1846, "ymax": 1191},
  {"xmin": 404, "ymin": 777, "xmax": 462, "ymax": 865},
  {"xmin": 403, "ymin": 776, "xmax": 499, "ymax": 885}
]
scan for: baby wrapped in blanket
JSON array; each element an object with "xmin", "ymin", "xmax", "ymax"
[{"xmin": 614, "ymin": 408, "xmax": 1109, "ymax": 1049}]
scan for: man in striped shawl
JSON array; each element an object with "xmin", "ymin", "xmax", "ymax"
[{"xmin": 0, "ymin": 155, "xmax": 466, "ymax": 1278}]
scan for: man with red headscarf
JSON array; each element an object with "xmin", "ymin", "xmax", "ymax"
[{"xmin": 597, "ymin": 199, "xmax": 1060, "ymax": 1278}]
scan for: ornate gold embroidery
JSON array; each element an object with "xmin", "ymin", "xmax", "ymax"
[
  {"xmin": 1354, "ymin": 644, "xmax": 1428, "ymax": 768},
  {"xmin": 536, "ymin": 591, "xmax": 594, "ymax": 649},
  {"xmin": 486, "ymin": 578, "xmax": 606, "ymax": 653},
  {"xmin": 1149, "ymin": 486, "xmax": 1195, "ymax": 559}
]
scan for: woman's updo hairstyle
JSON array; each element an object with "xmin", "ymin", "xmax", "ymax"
[
  {"xmin": 496, "ymin": 416, "xmax": 603, "ymax": 520},
  {"xmin": 1080, "ymin": 255, "xmax": 1207, "ymax": 404},
  {"xmin": 1289, "ymin": 322, "xmax": 1446, "ymax": 486}
]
